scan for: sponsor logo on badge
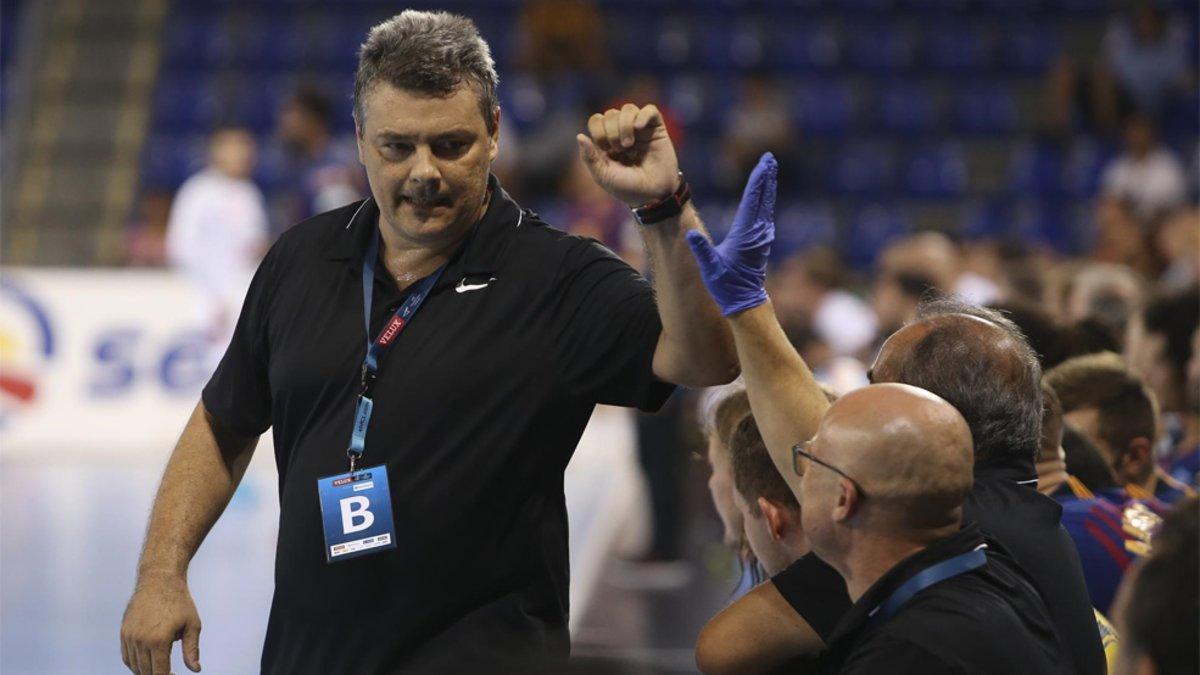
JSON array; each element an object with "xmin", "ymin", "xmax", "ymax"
[{"xmin": 332, "ymin": 471, "xmax": 372, "ymax": 487}]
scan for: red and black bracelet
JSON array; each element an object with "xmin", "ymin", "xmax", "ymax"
[{"xmin": 632, "ymin": 173, "xmax": 691, "ymax": 226}]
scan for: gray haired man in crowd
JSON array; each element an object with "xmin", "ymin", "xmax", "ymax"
[{"xmin": 120, "ymin": 10, "xmax": 735, "ymax": 674}]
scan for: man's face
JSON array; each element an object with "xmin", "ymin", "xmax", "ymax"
[
  {"xmin": 734, "ymin": 491, "xmax": 791, "ymax": 577},
  {"xmin": 797, "ymin": 435, "xmax": 838, "ymax": 563},
  {"xmin": 356, "ymin": 82, "xmax": 498, "ymax": 249},
  {"xmin": 706, "ymin": 434, "xmax": 745, "ymax": 551}
]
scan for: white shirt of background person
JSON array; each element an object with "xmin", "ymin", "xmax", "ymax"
[
  {"xmin": 1101, "ymin": 117, "xmax": 1188, "ymax": 224},
  {"xmin": 166, "ymin": 128, "xmax": 269, "ymax": 371}
]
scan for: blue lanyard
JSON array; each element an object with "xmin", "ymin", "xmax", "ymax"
[
  {"xmin": 867, "ymin": 546, "xmax": 987, "ymax": 627},
  {"xmin": 347, "ymin": 229, "xmax": 445, "ymax": 472}
]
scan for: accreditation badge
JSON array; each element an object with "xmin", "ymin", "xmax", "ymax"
[{"xmin": 316, "ymin": 465, "xmax": 397, "ymax": 563}]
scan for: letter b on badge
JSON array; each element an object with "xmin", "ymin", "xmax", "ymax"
[
  {"xmin": 318, "ymin": 466, "xmax": 396, "ymax": 562},
  {"xmin": 340, "ymin": 496, "xmax": 375, "ymax": 533}
]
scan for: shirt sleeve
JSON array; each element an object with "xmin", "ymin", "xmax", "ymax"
[
  {"xmin": 200, "ymin": 242, "xmax": 280, "ymax": 437},
  {"xmin": 550, "ymin": 236, "xmax": 674, "ymax": 412},
  {"xmin": 770, "ymin": 552, "xmax": 852, "ymax": 642}
]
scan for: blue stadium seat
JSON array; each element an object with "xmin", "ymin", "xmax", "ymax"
[
  {"xmin": 767, "ymin": 21, "xmax": 840, "ymax": 71},
  {"xmin": 1064, "ymin": 139, "xmax": 1118, "ymax": 199},
  {"xmin": 839, "ymin": 0, "xmax": 897, "ymax": 10},
  {"xmin": 141, "ymin": 133, "xmax": 207, "ymax": 190},
  {"xmin": 843, "ymin": 205, "xmax": 911, "ymax": 269},
  {"xmin": 1009, "ymin": 142, "xmax": 1067, "ymax": 197},
  {"xmin": 161, "ymin": 9, "xmax": 220, "ymax": 70},
  {"xmin": 903, "ymin": 142, "xmax": 967, "ymax": 199},
  {"xmin": 775, "ymin": 203, "xmax": 838, "ymax": 258},
  {"xmin": 874, "ymin": 81, "xmax": 939, "ymax": 134},
  {"xmin": 829, "ymin": 142, "xmax": 895, "ymax": 197},
  {"xmin": 847, "ymin": 23, "xmax": 915, "ymax": 74},
  {"xmin": 791, "ymin": 79, "xmax": 856, "ymax": 137},
  {"xmin": 691, "ymin": 17, "xmax": 766, "ymax": 70},
  {"xmin": 923, "ymin": 22, "xmax": 991, "ymax": 73},
  {"xmin": 607, "ymin": 12, "xmax": 661, "ymax": 69},
  {"xmin": 999, "ymin": 23, "xmax": 1061, "ymax": 74},
  {"xmin": 1013, "ymin": 200, "xmax": 1076, "ymax": 253},
  {"xmin": 961, "ymin": 200, "xmax": 1010, "ymax": 242},
  {"xmin": 664, "ymin": 74, "xmax": 734, "ymax": 135},
  {"xmin": 949, "ymin": 84, "xmax": 1017, "ymax": 135}
]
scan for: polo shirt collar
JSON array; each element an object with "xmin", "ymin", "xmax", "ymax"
[
  {"xmin": 324, "ymin": 173, "xmax": 522, "ymax": 277},
  {"xmin": 825, "ymin": 523, "xmax": 987, "ymax": 646}
]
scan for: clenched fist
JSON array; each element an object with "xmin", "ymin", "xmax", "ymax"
[
  {"xmin": 577, "ymin": 104, "xmax": 681, "ymax": 208},
  {"xmin": 120, "ymin": 572, "xmax": 203, "ymax": 674}
]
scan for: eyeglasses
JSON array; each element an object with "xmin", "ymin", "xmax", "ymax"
[{"xmin": 792, "ymin": 441, "xmax": 869, "ymax": 498}]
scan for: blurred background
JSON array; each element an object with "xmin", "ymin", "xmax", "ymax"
[{"xmin": 1, "ymin": 0, "xmax": 1197, "ymax": 673}]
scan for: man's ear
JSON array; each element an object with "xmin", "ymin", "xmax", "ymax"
[
  {"xmin": 759, "ymin": 497, "xmax": 788, "ymax": 540},
  {"xmin": 832, "ymin": 479, "xmax": 860, "ymax": 523},
  {"xmin": 354, "ymin": 120, "xmax": 367, "ymax": 166},
  {"xmin": 488, "ymin": 106, "xmax": 501, "ymax": 163},
  {"xmin": 1123, "ymin": 437, "xmax": 1155, "ymax": 482}
]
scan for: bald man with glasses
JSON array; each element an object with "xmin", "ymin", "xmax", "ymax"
[{"xmin": 790, "ymin": 383, "xmax": 1069, "ymax": 674}]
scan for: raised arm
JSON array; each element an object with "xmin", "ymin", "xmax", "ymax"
[
  {"xmin": 120, "ymin": 401, "xmax": 259, "ymax": 675},
  {"xmin": 685, "ymin": 156, "xmax": 830, "ymax": 481},
  {"xmin": 577, "ymin": 103, "xmax": 738, "ymax": 387}
]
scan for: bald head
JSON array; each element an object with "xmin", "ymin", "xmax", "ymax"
[
  {"xmin": 816, "ymin": 383, "xmax": 974, "ymax": 535},
  {"xmin": 870, "ymin": 298, "xmax": 1043, "ymax": 467}
]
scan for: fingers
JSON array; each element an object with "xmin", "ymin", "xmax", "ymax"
[
  {"xmin": 602, "ymin": 108, "xmax": 621, "ymax": 150},
  {"xmin": 121, "ymin": 633, "xmax": 134, "ymax": 673},
  {"xmin": 182, "ymin": 619, "xmax": 202, "ymax": 672},
  {"xmin": 732, "ymin": 152, "xmax": 779, "ymax": 244},
  {"xmin": 151, "ymin": 642, "xmax": 171, "ymax": 675},
  {"xmin": 135, "ymin": 643, "xmax": 153, "ymax": 675},
  {"xmin": 586, "ymin": 104, "xmax": 660, "ymax": 152},
  {"xmin": 576, "ymin": 134, "xmax": 599, "ymax": 167},
  {"xmin": 617, "ymin": 104, "xmax": 638, "ymax": 148},
  {"xmin": 754, "ymin": 153, "xmax": 778, "ymax": 224},
  {"xmin": 586, "ymin": 113, "xmax": 607, "ymax": 152},
  {"xmin": 633, "ymin": 104, "xmax": 664, "ymax": 141},
  {"xmin": 685, "ymin": 230, "xmax": 722, "ymax": 272}
]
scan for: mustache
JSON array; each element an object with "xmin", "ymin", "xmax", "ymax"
[{"xmin": 399, "ymin": 184, "xmax": 451, "ymax": 205}]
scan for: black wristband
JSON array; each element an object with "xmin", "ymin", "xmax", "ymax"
[{"xmin": 632, "ymin": 173, "xmax": 691, "ymax": 225}]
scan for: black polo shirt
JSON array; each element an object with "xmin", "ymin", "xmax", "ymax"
[
  {"xmin": 202, "ymin": 176, "xmax": 674, "ymax": 674},
  {"xmin": 818, "ymin": 524, "xmax": 1070, "ymax": 674},
  {"xmin": 772, "ymin": 459, "xmax": 1107, "ymax": 674}
]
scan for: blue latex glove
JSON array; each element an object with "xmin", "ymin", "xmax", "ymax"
[{"xmin": 686, "ymin": 152, "xmax": 777, "ymax": 316}]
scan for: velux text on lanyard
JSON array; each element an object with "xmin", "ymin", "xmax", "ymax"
[{"xmin": 347, "ymin": 230, "xmax": 446, "ymax": 473}]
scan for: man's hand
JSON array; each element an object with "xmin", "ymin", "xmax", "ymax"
[
  {"xmin": 120, "ymin": 572, "xmax": 202, "ymax": 674},
  {"xmin": 685, "ymin": 153, "xmax": 777, "ymax": 316},
  {"xmin": 577, "ymin": 104, "xmax": 680, "ymax": 207}
]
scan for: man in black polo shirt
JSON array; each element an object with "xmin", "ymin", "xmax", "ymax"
[
  {"xmin": 796, "ymin": 383, "xmax": 1068, "ymax": 673},
  {"xmin": 689, "ymin": 168, "xmax": 1105, "ymax": 673},
  {"xmin": 120, "ymin": 10, "xmax": 738, "ymax": 675}
]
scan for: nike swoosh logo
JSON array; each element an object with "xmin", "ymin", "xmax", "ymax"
[{"xmin": 455, "ymin": 277, "xmax": 497, "ymax": 293}]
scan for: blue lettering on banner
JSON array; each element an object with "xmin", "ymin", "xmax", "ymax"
[{"xmin": 89, "ymin": 328, "xmax": 209, "ymax": 397}]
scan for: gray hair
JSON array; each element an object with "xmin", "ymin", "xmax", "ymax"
[
  {"xmin": 893, "ymin": 297, "xmax": 1044, "ymax": 466},
  {"xmin": 353, "ymin": 10, "xmax": 499, "ymax": 135}
]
